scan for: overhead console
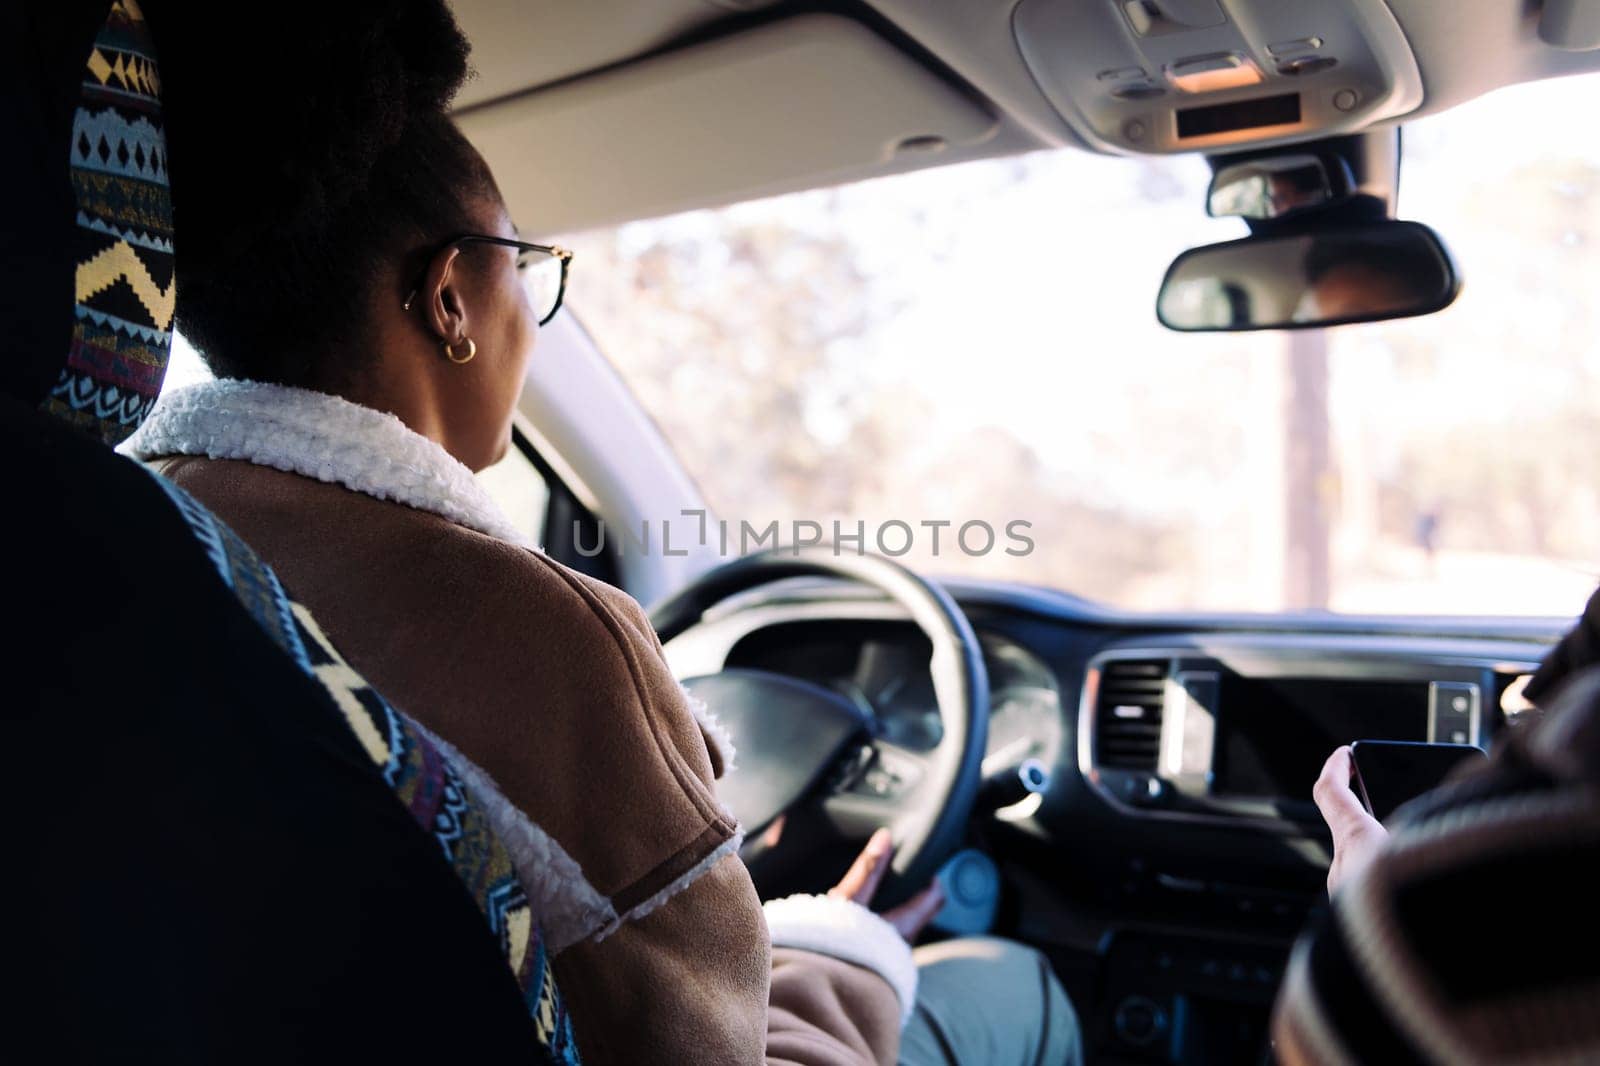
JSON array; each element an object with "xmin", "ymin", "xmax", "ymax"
[
  {"xmin": 1012, "ymin": 0, "xmax": 1423, "ymax": 154},
  {"xmin": 1078, "ymin": 639, "xmax": 1530, "ymax": 829}
]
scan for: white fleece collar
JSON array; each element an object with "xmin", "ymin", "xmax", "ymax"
[
  {"xmin": 121, "ymin": 378, "xmax": 535, "ymax": 549},
  {"xmin": 125, "ymin": 377, "xmax": 748, "ymax": 937}
]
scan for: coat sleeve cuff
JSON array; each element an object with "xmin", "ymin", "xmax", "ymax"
[{"xmin": 762, "ymin": 893, "xmax": 917, "ymax": 1026}]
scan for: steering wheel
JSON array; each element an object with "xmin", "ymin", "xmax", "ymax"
[{"xmin": 650, "ymin": 547, "xmax": 989, "ymax": 898}]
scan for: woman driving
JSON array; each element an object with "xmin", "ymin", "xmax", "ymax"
[{"xmin": 123, "ymin": 5, "xmax": 1077, "ymax": 1063}]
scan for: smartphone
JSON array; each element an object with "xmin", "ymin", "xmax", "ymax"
[{"xmin": 1349, "ymin": 740, "xmax": 1488, "ymax": 823}]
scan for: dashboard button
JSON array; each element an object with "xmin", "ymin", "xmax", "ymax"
[
  {"xmin": 1113, "ymin": 996, "xmax": 1169, "ymax": 1047},
  {"xmin": 860, "ymin": 768, "xmax": 895, "ymax": 795},
  {"xmin": 1429, "ymin": 683, "xmax": 1480, "ymax": 745}
]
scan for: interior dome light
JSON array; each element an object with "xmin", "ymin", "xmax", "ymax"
[{"xmin": 1167, "ymin": 53, "xmax": 1263, "ymax": 94}]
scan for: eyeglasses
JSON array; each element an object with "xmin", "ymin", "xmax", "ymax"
[{"xmin": 403, "ymin": 234, "xmax": 573, "ymax": 326}]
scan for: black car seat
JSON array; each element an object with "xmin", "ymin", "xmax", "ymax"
[{"xmin": 1, "ymin": 3, "xmax": 577, "ymax": 1060}]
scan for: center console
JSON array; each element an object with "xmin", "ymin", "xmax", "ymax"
[
  {"xmin": 1066, "ymin": 637, "xmax": 1529, "ymax": 1063},
  {"xmin": 1078, "ymin": 641, "xmax": 1495, "ymax": 828},
  {"xmin": 1089, "ymin": 930, "xmax": 1286, "ymax": 1065}
]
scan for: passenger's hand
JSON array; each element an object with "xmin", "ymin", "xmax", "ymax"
[
  {"xmin": 829, "ymin": 828, "xmax": 945, "ymax": 942},
  {"xmin": 1313, "ymin": 746, "xmax": 1389, "ymax": 896}
]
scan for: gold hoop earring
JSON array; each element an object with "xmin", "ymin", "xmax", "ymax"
[{"xmin": 442, "ymin": 337, "xmax": 477, "ymax": 365}]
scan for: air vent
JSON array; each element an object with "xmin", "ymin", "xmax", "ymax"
[{"xmin": 1095, "ymin": 659, "xmax": 1168, "ymax": 771}]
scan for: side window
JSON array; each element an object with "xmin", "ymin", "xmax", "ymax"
[
  {"xmin": 476, "ymin": 439, "xmax": 550, "ymax": 546},
  {"xmin": 478, "ymin": 428, "xmax": 621, "ymax": 586}
]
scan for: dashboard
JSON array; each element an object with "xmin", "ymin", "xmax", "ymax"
[
  {"xmin": 721, "ymin": 620, "xmax": 1066, "ymax": 776},
  {"xmin": 662, "ymin": 578, "xmax": 1562, "ymax": 1064},
  {"xmin": 668, "ymin": 588, "xmax": 1543, "ymax": 835},
  {"xmin": 664, "ymin": 583, "xmax": 1553, "ymax": 842}
]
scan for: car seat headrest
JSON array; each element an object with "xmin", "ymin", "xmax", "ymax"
[
  {"xmin": 0, "ymin": 0, "xmax": 171, "ymax": 445},
  {"xmin": 43, "ymin": 0, "xmax": 173, "ymax": 443}
]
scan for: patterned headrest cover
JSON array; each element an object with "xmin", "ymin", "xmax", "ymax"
[{"xmin": 38, "ymin": 0, "xmax": 173, "ymax": 445}]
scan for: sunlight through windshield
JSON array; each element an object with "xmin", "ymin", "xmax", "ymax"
[{"xmin": 563, "ymin": 75, "xmax": 1600, "ymax": 617}]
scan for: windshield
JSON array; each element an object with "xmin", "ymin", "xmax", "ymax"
[{"xmin": 563, "ymin": 74, "xmax": 1600, "ymax": 617}]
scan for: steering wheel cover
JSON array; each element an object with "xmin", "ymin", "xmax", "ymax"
[{"xmin": 652, "ymin": 547, "xmax": 989, "ymax": 889}]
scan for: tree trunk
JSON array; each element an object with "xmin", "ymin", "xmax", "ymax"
[{"xmin": 1284, "ymin": 330, "xmax": 1332, "ymax": 610}]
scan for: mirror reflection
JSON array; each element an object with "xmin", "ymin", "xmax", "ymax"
[
  {"xmin": 1207, "ymin": 155, "xmax": 1337, "ymax": 220},
  {"xmin": 1157, "ymin": 221, "xmax": 1460, "ymax": 332}
]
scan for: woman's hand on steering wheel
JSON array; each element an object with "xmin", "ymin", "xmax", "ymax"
[
  {"xmin": 652, "ymin": 548, "xmax": 989, "ymax": 899},
  {"xmin": 828, "ymin": 827, "xmax": 945, "ymax": 942}
]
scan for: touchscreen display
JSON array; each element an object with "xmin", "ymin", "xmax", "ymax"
[{"xmin": 1212, "ymin": 677, "xmax": 1430, "ymax": 798}]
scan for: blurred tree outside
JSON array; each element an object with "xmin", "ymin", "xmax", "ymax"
[{"xmin": 568, "ymin": 207, "xmax": 1187, "ymax": 603}]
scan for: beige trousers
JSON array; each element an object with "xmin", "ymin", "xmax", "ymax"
[{"xmin": 898, "ymin": 937, "xmax": 1082, "ymax": 1066}]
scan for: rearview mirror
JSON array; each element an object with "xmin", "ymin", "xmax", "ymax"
[
  {"xmin": 1207, "ymin": 154, "xmax": 1351, "ymax": 221},
  {"xmin": 1156, "ymin": 220, "xmax": 1460, "ymax": 332}
]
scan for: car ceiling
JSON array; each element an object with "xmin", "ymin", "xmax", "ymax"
[{"xmin": 449, "ymin": 0, "xmax": 1600, "ymax": 234}]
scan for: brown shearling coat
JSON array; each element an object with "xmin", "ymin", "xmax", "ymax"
[{"xmin": 150, "ymin": 455, "xmax": 905, "ymax": 1066}]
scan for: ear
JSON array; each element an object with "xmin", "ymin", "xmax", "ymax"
[{"xmin": 416, "ymin": 245, "xmax": 469, "ymax": 344}]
